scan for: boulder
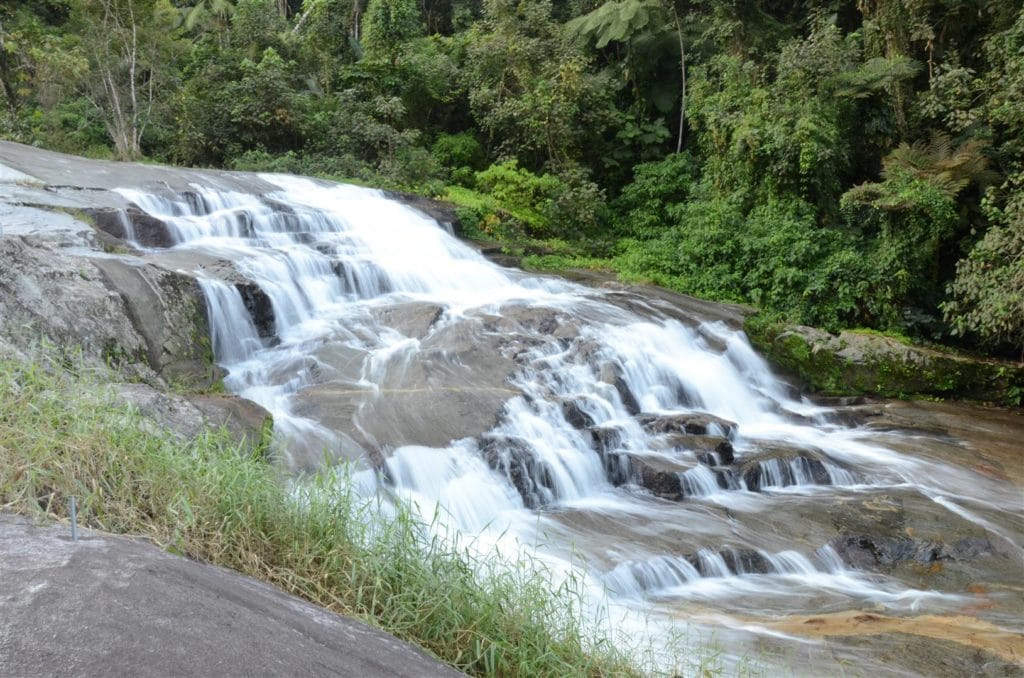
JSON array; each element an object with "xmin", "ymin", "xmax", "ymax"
[
  {"xmin": 90, "ymin": 257, "xmax": 221, "ymax": 389},
  {"xmin": 478, "ymin": 435, "xmax": 554, "ymax": 508},
  {"xmin": 828, "ymin": 534, "xmax": 994, "ymax": 572},
  {"xmin": 235, "ymin": 281, "xmax": 276, "ymax": 339},
  {"xmin": 738, "ymin": 444, "xmax": 838, "ymax": 491},
  {"xmin": 827, "ymin": 495, "xmax": 906, "ymax": 539},
  {"xmin": 559, "ymin": 397, "xmax": 596, "ymax": 429},
  {"xmin": 629, "ymin": 456, "xmax": 684, "ymax": 499},
  {"xmin": 650, "ymin": 433, "xmax": 735, "ymax": 465},
  {"xmin": 0, "ymin": 238, "xmax": 156, "ymax": 382},
  {"xmin": 597, "ymin": 361, "xmax": 641, "ymax": 414},
  {"xmin": 746, "ymin": 319, "xmax": 1024, "ymax": 406},
  {"xmin": 86, "ymin": 207, "xmax": 176, "ymax": 248},
  {"xmin": 293, "ymin": 317, "xmax": 521, "ymax": 452},
  {"xmin": 637, "ymin": 412, "xmax": 737, "ymax": 438},
  {"xmin": 114, "ymin": 383, "xmax": 273, "ymax": 456}
]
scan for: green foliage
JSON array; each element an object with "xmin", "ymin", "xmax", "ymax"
[
  {"xmin": 879, "ymin": 131, "xmax": 998, "ymax": 199},
  {"xmin": 613, "ymin": 153, "xmax": 697, "ymax": 237},
  {"xmin": 228, "ymin": 47, "xmax": 303, "ymax": 153},
  {"xmin": 432, "ymin": 131, "xmax": 486, "ymax": 185},
  {"xmin": 834, "ymin": 56, "xmax": 921, "ymax": 100},
  {"xmin": 565, "ymin": 0, "xmax": 663, "ymax": 49},
  {"xmin": 231, "ymin": 0, "xmax": 288, "ymax": 54},
  {"xmin": 7, "ymin": 0, "xmax": 1024, "ymax": 355},
  {"xmin": 472, "ymin": 160, "xmax": 608, "ymax": 240},
  {"xmin": 462, "ymin": 0, "xmax": 615, "ymax": 168},
  {"xmin": 687, "ymin": 19, "xmax": 856, "ymax": 213},
  {"xmin": 362, "ymin": 0, "xmax": 422, "ymax": 63},
  {"xmin": 842, "ymin": 168, "xmax": 960, "ymax": 331},
  {"xmin": 943, "ymin": 174, "xmax": 1024, "ymax": 356},
  {"xmin": 475, "ymin": 160, "xmax": 559, "ymax": 231}
]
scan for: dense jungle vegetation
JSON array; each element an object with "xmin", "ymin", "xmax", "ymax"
[{"xmin": 1, "ymin": 0, "xmax": 1021, "ymax": 356}]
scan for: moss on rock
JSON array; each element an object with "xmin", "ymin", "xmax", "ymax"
[{"xmin": 745, "ymin": 316, "xmax": 1024, "ymax": 406}]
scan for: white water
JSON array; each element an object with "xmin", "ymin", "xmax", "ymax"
[{"xmin": 117, "ymin": 176, "xmax": 1024, "ymax": 672}]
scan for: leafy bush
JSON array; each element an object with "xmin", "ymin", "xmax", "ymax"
[
  {"xmin": 432, "ymin": 132, "xmax": 486, "ymax": 186},
  {"xmin": 474, "ymin": 160, "xmax": 560, "ymax": 234},
  {"xmin": 943, "ymin": 176, "xmax": 1024, "ymax": 356}
]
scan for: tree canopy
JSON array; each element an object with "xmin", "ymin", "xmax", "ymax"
[{"xmin": 2, "ymin": 0, "xmax": 1021, "ymax": 355}]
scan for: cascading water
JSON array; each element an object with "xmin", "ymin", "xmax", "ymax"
[{"xmin": 116, "ymin": 175, "xmax": 1024, "ymax": 674}]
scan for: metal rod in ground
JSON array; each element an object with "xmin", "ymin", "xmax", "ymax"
[{"xmin": 70, "ymin": 496, "xmax": 78, "ymax": 543}]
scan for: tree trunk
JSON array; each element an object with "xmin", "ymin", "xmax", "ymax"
[
  {"xmin": 673, "ymin": 8, "xmax": 686, "ymax": 153},
  {"xmin": 0, "ymin": 22, "xmax": 19, "ymax": 111}
]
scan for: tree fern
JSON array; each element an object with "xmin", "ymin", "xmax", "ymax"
[{"xmin": 883, "ymin": 131, "xmax": 999, "ymax": 199}]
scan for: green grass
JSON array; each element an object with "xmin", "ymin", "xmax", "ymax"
[
  {"xmin": 521, "ymin": 253, "xmax": 616, "ymax": 273},
  {"xmin": 0, "ymin": 352, "xmax": 640, "ymax": 676}
]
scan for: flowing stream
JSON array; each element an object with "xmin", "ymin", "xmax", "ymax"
[{"xmin": 116, "ymin": 176, "xmax": 1024, "ymax": 675}]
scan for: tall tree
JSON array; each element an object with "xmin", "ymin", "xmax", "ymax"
[
  {"xmin": 362, "ymin": 0, "xmax": 422, "ymax": 63},
  {"xmin": 71, "ymin": 0, "xmax": 177, "ymax": 159}
]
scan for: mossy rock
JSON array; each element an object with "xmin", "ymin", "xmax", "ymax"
[{"xmin": 745, "ymin": 318, "xmax": 1024, "ymax": 406}]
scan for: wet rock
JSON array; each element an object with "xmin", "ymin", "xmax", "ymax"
[
  {"xmin": 370, "ymin": 302, "xmax": 443, "ymax": 339},
  {"xmin": 653, "ymin": 433, "xmax": 735, "ymax": 465},
  {"xmin": 480, "ymin": 305, "xmax": 579, "ymax": 339},
  {"xmin": 295, "ymin": 318, "xmax": 521, "ymax": 454},
  {"xmin": 746, "ymin": 320, "xmax": 1024, "ymax": 406},
  {"xmin": 597, "ymin": 362, "xmax": 641, "ymax": 415},
  {"xmin": 600, "ymin": 450, "xmax": 632, "ymax": 486},
  {"xmin": 332, "ymin": 260, "xmax": 392, "ymax": 297},
  {"xmin": 822, "ymin": 630, "xmax": 1023, "ymax": 678},
  {"xmin": 630, "ymin": 457, "xmax": 683, "ymax": 500},
  {"xmin": 181, "ymin": 190, "xmax": 211, "ymax": 215},
  {"xmin": 637, "ymin": 412, "xmax": 737, "ymax": 438},
  {"xmin": 91, "ymin": 257, "xmax": 221, "ymax": 389},
  {"xmin": 828, "ymin": 534, "xmax": 994, "ymax": 572},
  {"xmin": 812, "ymin": 395, "xmax": 868, "ymax": 407},
  {"xmin": 479, "ymin": 435, "xmax": 553, "ymax": 508},
  {"xmin": 742, "ymin": 456, "xmax": 831, "ymax": 491},
  {"xmin": 683, "ymin": 548, "xmax": 773, "ymax": 576},
  {"xmin": 720, "ymin": 549, "xmax": 772, "ymax": 575},
  {"xmin": 189, "ymin": 394, "xmax": 275, "ymax": 457},
  {"xmin": 87, "ymin": 206, "xmax": 176, "ymax": 248},
  {"xmin": 589, "ymin": 425, "xmax": 623, "ymax": 454},
  {"xmin": 738, "ymin": 444, "xmax": 839, "ymax": 491},
  {"xmin": 559, "ymin": 397, "xmax": 596, "ymax": 429},
  {"xmin": 943, "ymin": 537, "xmax": 995, "ymax": 561},
  {"xmin": 828, "ymin": 495, "xmax": 906, "ymax": 538},
  {"xmin": 385, "ymin": 190, "xmax": 460, "ymax": 231},
  {"xmin": 235, "ymin": 282, "xmax": 276, "ymax": 339},
  {"xmin": 587, "ymin": 426, "xmax": 633, "ymax": 485}
]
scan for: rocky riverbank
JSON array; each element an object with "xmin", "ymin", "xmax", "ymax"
[{"xmin": 745, "ymin": 318, "xmax": 1024, "ymax": 406}]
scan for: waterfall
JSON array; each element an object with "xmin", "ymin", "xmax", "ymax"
[
  {"xmin": 116, "ymin": 173, "xmax": 1023, "ymax": 673},
  {"xmin": 197, "ymin": 278, "xmax": 263, "ymax": 365}
]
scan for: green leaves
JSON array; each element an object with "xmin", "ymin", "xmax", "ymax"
[
  {"xmin": 834, "ymin": 56, "xmax": 922, "ymax": 100},
  {"xmin": 565, "ymin": 0, "xmax": 663, "ymax": 49},
  {"xmin": 943, "ymin": 172, "xmax": 1024, "ymax": 355},
  {"xmin": 362, "ymin": 0, "xmax": 423, "ymax": 63}
]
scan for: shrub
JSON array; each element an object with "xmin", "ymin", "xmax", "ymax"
[{"xmin": 432, "ymin": 132, "xmax": 486, "ymax": 186}]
